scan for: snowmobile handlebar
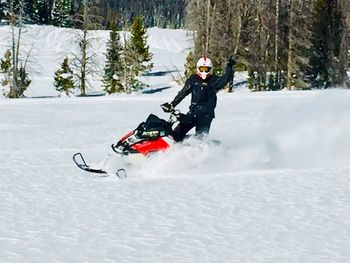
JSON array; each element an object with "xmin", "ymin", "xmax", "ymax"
[{"xmin": 168, "ymin": 109, "xmax": 184, "ymax": 124}]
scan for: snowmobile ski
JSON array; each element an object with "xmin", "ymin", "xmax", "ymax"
[{"xmin": 73, "ymin": 153, "xmax": 127, "ymax": 179}]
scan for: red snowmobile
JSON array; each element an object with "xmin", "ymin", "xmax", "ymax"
[{"xmin": 73, "ymin": 110, "xmax": 182, "ymax": 178}]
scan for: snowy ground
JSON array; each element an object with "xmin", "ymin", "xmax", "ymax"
[
  {"xmin": 1, "ymin": 89, "xmax": 350, "ymax": 263},
  {"xmin": 1, "ymin": 25, "xmax": 350, "ymax": 262}
]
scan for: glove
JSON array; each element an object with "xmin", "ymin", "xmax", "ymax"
[
  {"xmin": 177, "ymin": 113, "xmax": 187, "ymax": 123},
  {"xmin": 161, "ymin": 102, "xmax": 174, "ymax": 113},
  {"xmin": 227, "ymin": 54, "xmax": 236, "ymax": 67}
]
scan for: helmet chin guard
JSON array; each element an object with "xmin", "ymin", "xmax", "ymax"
[{"xmin": 196, "ymin": 56, "xmax": 212, "ymax": 79}]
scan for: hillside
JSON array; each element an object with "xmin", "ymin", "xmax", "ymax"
[{"xmin": 0, "ymin": 25, "xmax": 194, "ymax": 97}]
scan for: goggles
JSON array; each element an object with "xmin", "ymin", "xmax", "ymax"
[{"xmin": 198, "ymin": 66, "xmax": 211, "ymax": 73}]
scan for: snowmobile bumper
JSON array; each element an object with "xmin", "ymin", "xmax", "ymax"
[{"xmin": 73, "ymin": 153, "xmax": 127, "ymax": 179}]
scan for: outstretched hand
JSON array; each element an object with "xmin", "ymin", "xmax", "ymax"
[
  {"xmin": 227, "ymin": 54, "xmax": 236, "ymax": 67},
  {"xmin": 161, "ymin": 102, "xmax": 174, "ymax": 113}
]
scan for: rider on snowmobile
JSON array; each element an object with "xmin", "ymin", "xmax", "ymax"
[{"xmin": 161, "ymin": 55, "xmax": 236, "ymax": 142}]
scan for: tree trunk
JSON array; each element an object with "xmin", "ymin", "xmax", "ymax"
[
  {"xmin": 228, "ymin": 2, "xmax": 241, "ymax": 93},
  {"xmin": 80, "ymin": 30, "xmax": 87, "ymax": 95},
  {"xmin": 287, "ymin": 0, "xmax": 294, "ymax": 90},
  {"xmin": 205, "ymin": 0, "xmax": 211, "ymax": 54},
  {"xmin": 275, "ymin": 0, "xmax": 280, "ymax": 89}
]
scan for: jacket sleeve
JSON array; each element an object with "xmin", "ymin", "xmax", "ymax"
[
  {"xmin": 213, "ymin": 64, "xmax": 233, "ymax": 92},
  {"xmin": 171, "ymin": 76, "xmax": 193, "ymax": 107}
]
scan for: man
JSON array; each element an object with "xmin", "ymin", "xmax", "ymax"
[{"xmin": 161, "ymin": 55, "xmax": 236, "ymax": 142}]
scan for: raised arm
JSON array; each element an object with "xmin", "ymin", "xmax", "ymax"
[{"xmin": 213, "ymin": 55, "xmax": 236, "ymax": 92}]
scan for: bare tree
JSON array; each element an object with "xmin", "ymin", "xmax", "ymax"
[
  {"xmin": 286, "ymin": 0, "xmax": 312, "ymax": 90},
  {"xmin": 185, "ymin": 0, "xmax": 209, "ymax": 57},
  {"xmin": 2, "ymin": 0, "xmax": 31, "ymax": 98},
  {"xmin": 208, "ymin": 0, "xmax": 230, "ymax": 72},
  {"xmin": 71, "ymin": 1, "xmax": 103, "ymax": 95}
]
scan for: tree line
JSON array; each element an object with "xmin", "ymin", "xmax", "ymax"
[
  {"xmin": 0, "ymin": 0, "xmax": 153, "ymax": 98},
  {"xmin": 185, "ymin": 0, "xmax": 350, "ymax": 90},
  {"xmin": 1, "ymin": 0, "xmax": 349, "ymax": 98},
  {"xmin": 0, "ymin": 0, "xmax": 185, "ymax": 28}
]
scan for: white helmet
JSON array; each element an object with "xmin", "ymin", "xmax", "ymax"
[{"xmin": 196, "ymin": 56, "xmax": 213, "ymax": 80}]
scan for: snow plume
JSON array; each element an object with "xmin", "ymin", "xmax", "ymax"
[
  {"xmin": 259, "ymin": 90, "xmax": 350, "ymax": 169},
  {"xmin": 135, "ymin": 90, "xmax": 350, "ymax": 178},
  {"xmin": 226, "ymin": 90, "xmax": 350, "ymax": 171},
  {"xmin": 136, "ymin": 137, "xmax": 229, "ymax": 179}
]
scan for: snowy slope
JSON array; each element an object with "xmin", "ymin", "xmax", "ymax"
[
  {"xmin": 1, "ymin": 25, "xmax": 350, "ymax": 263},
  {"xmin": 0, "ymin": 25, "xmax": 248, "ymax": 98},
  {"xmin": 1, "ymin": 89, "xmax": 350, "ymax": 262}
]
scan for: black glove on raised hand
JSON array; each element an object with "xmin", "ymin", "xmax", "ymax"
[
  {"xmin": 227, "ymin": 55, "xmax": 236, "ymax": 67},
  {"xmin": 161, "ymin": 102, "xmax": 174, "ymax": 113}
]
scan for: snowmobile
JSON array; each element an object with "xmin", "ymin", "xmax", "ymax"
[{"xmin": 73, "ymin": 110, "xmax": 183, "ymax": 178}]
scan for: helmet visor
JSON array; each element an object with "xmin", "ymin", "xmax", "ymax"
[{"xmin": 198, "ymin": 66, "xmax": 211, "ymax": 73}]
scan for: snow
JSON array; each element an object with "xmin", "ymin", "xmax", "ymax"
[
  {"xmin": 0, "ymin": 25, "xmax": 194, "ymax": 97},
  {"xmin": 1, "ymin": 25, "xmax": 350, "ymax": 262}
]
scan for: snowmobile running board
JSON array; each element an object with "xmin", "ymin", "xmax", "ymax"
[{"xmin": 73, "ymin": 153, "xmax": 127, "ymax": 179}]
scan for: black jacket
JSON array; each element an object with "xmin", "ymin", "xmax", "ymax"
[{"xmin": 171, "ymin": 64, "xmax": 233, "ymax": 118}]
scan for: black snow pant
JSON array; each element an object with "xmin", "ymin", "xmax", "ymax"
[{"xmin": 172, "ymin": 112, "xmax": 213, "ymax": 142}]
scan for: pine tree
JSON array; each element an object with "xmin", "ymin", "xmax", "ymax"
[
  {"xmin": 32, "ymin": 0, "xmax": 49, "ymax": 24},
  {"xmin": 184, "ymin": 50, "xmax": 196, "ymax": 79},
  {"xmin": 124, "ymin": 16, "xmax": 153, "ymax": 91},
  {"xmin": 51, "ymin": 0, "xmax": 72, "ymax": 27},
  {"xmin": 0, "ymin": 50, "xmax": 11, "ymax": 73},
  {"xmin": 0, "ymin": 0, "xmax": 9, "ymax": 23},
  {"xmin": 22, "ymin": 0, "xmax": 34, "ymax": 23},
  {"xmin": 1, "ymin": 50, "xmax": 12, "ymax": 89},
  {"xmin": 54, "ymin": 57, "xmax": 74, "ymax": 95},
  {"xmin": 310, "ymin": 0, "xmax": 347, "ymax": 88},
  {"xmin": 3, "ymin": 51, "xmax": 31, "ymax": 98},
  {"xmin": 103, "ymin": 22, "xmax": 124, "ymax": 94},
  {"xmin": 17, "ymin": 63, "xmax": 31, "ymax": 94}
]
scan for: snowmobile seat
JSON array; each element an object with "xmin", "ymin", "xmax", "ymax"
[{"xmin": 136, "ymin": 114, "xmax": 172, "ymax": 140}]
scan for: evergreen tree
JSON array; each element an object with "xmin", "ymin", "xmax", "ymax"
[
  {"xmin": 310, "ymin": 0, "xmax": 348, "ymax": 88},
  {"xmin": 126, "ymin": 16, "xmax": 153, "ymax": 75},
  {"xmin": 51, "ymin": 0, "xmax": 72, "ymax": 27},
  {"xmin": 0, "ymin": 0, "xmax": 9, "ymax": 23},
  {"xmin": 0, "ymin": 50, "xmax": 11, "ymax": 73},
  {"xmin": 124, "ymin": 16, "xmax": 153, "ymax": 91},
  {"xmin": 54, "ymin": 57, "xmax": 74, "ymax": 95},
  {"xmin": 184, "ymin": 50, "xmax": 196, "ymax": 79},
  {"xmin": 32, "ymin": 0, "xmax": 49, "ymax": 24},
  {"xmin": 103, "ymin": 22, "xmax": 124, "ymax": 94},
  {"xmin": 1, "ymin": 50, "xmax": 12, "ymax": 89},
  {"xmin": 17, "ymin": 63, "xmax": 31, "ymax": 94},
  {"xmin": 2, "ymin": 51, "xmax": 31, "ymax": 98},
  {"xmin": 22, "ymin": 0, "xmax": 34, "ymax": 23}
]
